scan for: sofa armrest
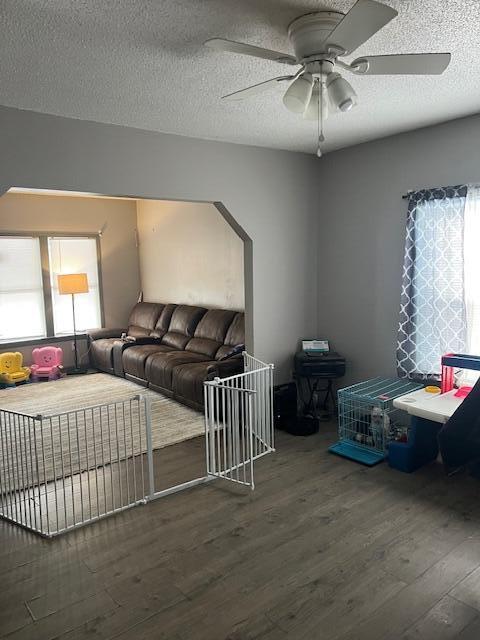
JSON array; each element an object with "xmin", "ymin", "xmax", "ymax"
[
  {"xmin": 88, "ymin": 328, "xmax": 125, "ymax": 341},
  {"xmin": 207, "ymin": 356, "xmax": 244, "ymax": 380}
]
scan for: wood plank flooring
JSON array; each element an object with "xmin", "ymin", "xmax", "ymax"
[{"xmin": 1, "ymin": 423, "xmax": 480, "ymax": 640}]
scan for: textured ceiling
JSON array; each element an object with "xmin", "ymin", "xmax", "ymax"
[{"xmin": 1, "ymin": 0, "xmax": 479, "ymax": 154}]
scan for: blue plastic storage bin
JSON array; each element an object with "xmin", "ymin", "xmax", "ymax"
[{"xmin": 388, "ymin": 416, "xmax": 440, "ymax": 472}]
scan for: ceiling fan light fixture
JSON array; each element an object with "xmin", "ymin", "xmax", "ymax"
[
  {"xmin": 206, "ymin": 1, "xmax": 452, "ymax": 157},
  {"xmin": 326, "ymin": 72, "xmax": 357, "ymax": 112},
  {"xmin": 283, "ymin": 73, "xmax": 313, "ymax": 113}
]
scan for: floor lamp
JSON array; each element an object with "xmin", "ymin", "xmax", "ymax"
[{"xmin": 57, "ymin": 273, "xmax": 89, "ymax": 373}]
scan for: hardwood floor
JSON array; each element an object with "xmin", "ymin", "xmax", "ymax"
[{"xmin": 1, "ymin": 423, "xmax": 480, "ymax": 640}]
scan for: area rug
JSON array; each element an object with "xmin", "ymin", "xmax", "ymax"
[{"xmin": 0, "ymin": 373, "xmax": 205, "ymax": 491}]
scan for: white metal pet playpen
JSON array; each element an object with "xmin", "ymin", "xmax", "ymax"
[{"xmin": 0, "ymin": 353, "xmax": 274, "ymax": 537}]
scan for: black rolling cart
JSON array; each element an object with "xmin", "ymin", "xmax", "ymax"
[{"xmin": 294, "ymin": 350, "xmax": 346, "ymax": 428}]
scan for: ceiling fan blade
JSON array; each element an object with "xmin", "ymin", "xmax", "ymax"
[
  {"xmin": 204, "ymin": 38, "xmax": 298, "ymax": 65},
  {"xmin": 222, "ymin": 76, "xmax": 295, "ymax": 101},
  {"xmin": 351, "ymin": 53, "xmax": 451, "ymax": 75},
  {"xmin": 323, "ymin": 0, "xmax": 398, "ymax": 55}
]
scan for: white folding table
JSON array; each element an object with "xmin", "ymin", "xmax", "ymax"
[{"xmin": 393, "ymin": 388, "xmax": 464, "ymax": 424}]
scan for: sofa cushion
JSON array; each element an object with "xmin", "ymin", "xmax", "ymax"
[
  {"xmin": 172, "ymin": 361, "xmax": 213, "ymax": 408},
  {"xmin": 185, "ymin": 309, "xmax": 237, "ymax": 359},
  {"xmin": 172, "ymin": 357, "xmax": 244, "ymax": 408},
  {"xmin": 161, "ymin": 305, "xmax": 207, "ymax": 349},
  {"xmin": 149, "ymin": 304, "xmax": 177, "ymax": 338},
  {"xmin": 122, "ymin": 344, "xmax": 174, "ymax": 380},
  {"xmin": 146, "ymin": 350, "xmax": 210, "ymax": 391},
  {"xmin": 127, "ymin": 302, "xmax": 165, "ymax": 337},
  {"xmin": 215, "ymin": 312, "xmax": 245, "ymax": 360}
]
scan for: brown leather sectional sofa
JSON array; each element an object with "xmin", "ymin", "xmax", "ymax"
[{"xmin": 87, "ymin": 302, "xmax": 244, "ymax": 411}]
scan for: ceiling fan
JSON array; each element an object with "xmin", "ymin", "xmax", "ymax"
[{"xmin": 204, "ymin": 0, "xmax": 451, "ymax": 156}]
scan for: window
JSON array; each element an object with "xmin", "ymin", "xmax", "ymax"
[
  {"xmin": 0, "ymin": 237, "xmax": 46, "ymax": 341},
  {"xmin": 0, "ymin": 234, "xmax": 102, "ymax": 343},
  {"xmin": 397, "ymin": 184, "xmax": 480, "ymax": 381},
  {"xmin": 463, "ymin": 185, "xmax": 480, "ymax": 381},
  {"xmin": 48, "ymin": 237, "xmax": 102, "ymax": 335}
]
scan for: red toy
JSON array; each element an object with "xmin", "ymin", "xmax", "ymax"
[
  {"xmin": 441, "ymin": 353, "xmax": 480, "ymax": 393},
  {"xmin": 454, "ymin": 386, "xmax": 473, "ymax": 398},
  {"xmin": 30, "ymin": 346, "xmax": 64, "ymax": 381}
]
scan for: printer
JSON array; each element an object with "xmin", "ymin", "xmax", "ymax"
[{"xmin": 294, "ymin": 350, "xmax": 346, "ymax": 378}]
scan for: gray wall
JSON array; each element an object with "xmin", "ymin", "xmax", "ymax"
[
  {"xmin": 316, "ymin": 113, "xmax": 480, "ymax": 384},
  {"xmin": 0, "ymin": 106, "xmax": 319, "ymax": 383}
]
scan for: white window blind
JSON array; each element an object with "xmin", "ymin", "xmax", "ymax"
[
  {"xmin": 0, "ymin": 237, "xmax": 46, "ymax": 341},
  {"xmin": 48, "ymin": 237, "xmax": 102, "ymax": 335}
]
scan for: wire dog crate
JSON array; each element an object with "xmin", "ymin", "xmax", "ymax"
[{"xmin": 329, "ymin": 377, "xmax": 422, "ymax": 466}]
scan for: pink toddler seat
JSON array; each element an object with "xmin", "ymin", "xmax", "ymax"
[{"xmin": 30, "ymin": 346, "xmax": 63, "ymax": 381}]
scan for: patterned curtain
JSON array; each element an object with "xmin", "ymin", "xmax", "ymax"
[{"xmin": 397, "ymin": 185, "xmax": 468, "ymax": 379}]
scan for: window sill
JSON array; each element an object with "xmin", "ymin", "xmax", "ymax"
[{"xmin": 0, "ymin": 334, "xmax": 88, "ymax": 350}]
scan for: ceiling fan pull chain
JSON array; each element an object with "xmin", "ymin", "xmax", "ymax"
[
  {"xmin": 316, "ymin": 79, "xmax": 321, "ymax": 157},
  {"xmin": 317, "ymin": 73, "xmax": 325, "ymax": 158}
]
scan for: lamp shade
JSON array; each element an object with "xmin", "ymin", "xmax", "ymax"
[
  {"xmin": 326, "ymin": 73, "xmax": 357, "ymax": 112},
  {"xmin": 57, "ymin": 273, "xmax": 89, "ymax": 295}
]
